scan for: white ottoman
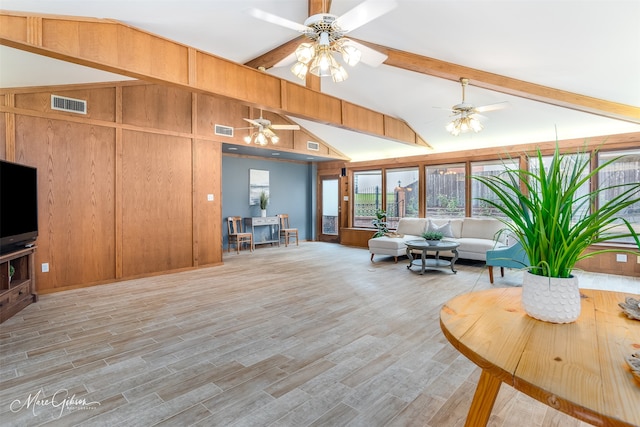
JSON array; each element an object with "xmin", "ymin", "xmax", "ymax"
[{"xmin": 368, "ymin": 236, "xmax": 408, "ymax": 263}]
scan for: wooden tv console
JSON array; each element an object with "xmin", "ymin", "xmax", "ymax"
[{"xmin": 0, "ymin": 246, "xmax": 38, "ymax": 323}]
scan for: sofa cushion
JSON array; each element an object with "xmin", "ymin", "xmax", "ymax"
[
  {"xmin": 429, "ymin": 218, "xmax": 463, "ymax": 238},
  {"xmin": 456, "ymin": 237, "xmax": 501, "ymax": 255},
  {"xmin": 427, "ymin": 219, "xmax": 453, "ymax": 237},
  {"xmin": 461, "ymin": 217, "xmax": 505, "ymax": 242},
  {"xmin": 396, "ymin": 218, "xmax": 427, "ymax": 236}
]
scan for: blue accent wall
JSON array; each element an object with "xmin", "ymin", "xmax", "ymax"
[{"xmin": 222, "ymin": 156, "xmax": 316, "ymax": 249}]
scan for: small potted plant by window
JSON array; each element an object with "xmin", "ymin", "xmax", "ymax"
[
  {"xmin": 259, "ymin": 191, "xmax": 269, "ymax": 217},
  {"xmin": 421, "ymin": 231, "xmax": 443, "ymax": 245},
  {"xmin": 372, "ymin": 209, "xmax": 389, "ymax": 237}
]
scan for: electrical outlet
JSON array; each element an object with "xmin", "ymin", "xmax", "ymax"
[
  {"xmin": 42, "ymin": 263, "xmax": 49, "ymax": 273},
  {"xmin": 616, "ymin": 254, "xmax": 627, "ymax": 263},
  {"xmin": 207, "ymin": 194, "xmax": 214, "ymax": 201},
  {"xmin": 637, "ymin": 255, "xmax": 640, "ymax": 264}
]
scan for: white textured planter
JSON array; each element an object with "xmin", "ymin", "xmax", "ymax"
[
  {"xmin": 260, "ymin": 209, "xmax": 267, "ymax": 217},
  {"xmin": 521, "ymin": 271, "xmax": 581, "ymax": 323}
]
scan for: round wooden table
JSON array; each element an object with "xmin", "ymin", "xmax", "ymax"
[{"xmin": 440, "ymin": 287, "xmax": 640, "ymax": 427}]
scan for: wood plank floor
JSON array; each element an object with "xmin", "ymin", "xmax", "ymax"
[{"xmin": 1, "ymin": 242, "xmax": 638, "ymax": 427}]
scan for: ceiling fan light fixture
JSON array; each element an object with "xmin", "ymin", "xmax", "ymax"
[
  {"xmin": 256, "ymin": 132, "xmax": 268, "ymax": 146},
  {"xmin": 469, "ymin": 117, "xmax": 483, "ymax": 132},
  {"xmin": 294, "ymin": 42, "xmax": 315, "ymax": 64},
  {"xmin": 291, "ymin": 61, "xmax": 309, "ymax": 80},
  {"xmin": 245, "ymin": 130, "xmax": 279, "ymax": 146},
  {"xmin": 446, "ymin": 115, "xmax": 483, "ymax": 136},
  {"xmin": 309, "ymin": 46, "xmax": 336, "ymax": 76},
  {"xmin": 331, "ymin": 64, "xmax": 348, "ymax": 82},
  {"xmin": 292, "ymin": 28, "xmax": 360, "ymax": 82},
  {"xmin": 338, "ymin": 40, "xmax": 361, "ymax": 66}
]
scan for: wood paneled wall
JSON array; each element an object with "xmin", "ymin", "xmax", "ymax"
[{"xmin": 1, "ymin": 81, "xmax": 234, "ymax": 293}]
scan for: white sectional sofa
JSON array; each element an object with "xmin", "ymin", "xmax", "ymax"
[{"xmin": 368, "ymin": 217, "xmax": 506, "ymax": 263}]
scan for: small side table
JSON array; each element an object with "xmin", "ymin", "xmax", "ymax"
[{"xmin": 405, "ymin": 240, "xmax": 460, "ymax": 274}]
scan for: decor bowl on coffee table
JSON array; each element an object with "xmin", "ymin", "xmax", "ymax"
[{"xmin": 474, "ymin": 144, "xmax": 640, "ymax": 323}]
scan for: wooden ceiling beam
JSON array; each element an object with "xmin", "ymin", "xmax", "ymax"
[
  {"xmin": 309, "ymin": 0, "xmax": 331, "ymax": 15},
  {"xmin": 244, "ymin": 37, "xmax": 304, "ymax": 70},
  {"xmin": 0, "ymin": 11, "xmax": 429, "ymax": 149},
  {"xmin": 352, "ymin": 38, "xmax": 640, "ymax": 124}
]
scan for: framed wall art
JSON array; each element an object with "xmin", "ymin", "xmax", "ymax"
[{"xmin": 249, "ymin": 169, "xmax": 269, "ymax": 205}]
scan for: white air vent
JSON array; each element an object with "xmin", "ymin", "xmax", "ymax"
[
  {"xmin": 307, "ymin": 141, "xmax": 320, "ymax": 151},
  {"xmin": 215, "ymin": 124, "xmax": 234, "ymax": 137},
  {"xmin": 51, "ymin": 95, "xmax": 87, "ymax": 114}
]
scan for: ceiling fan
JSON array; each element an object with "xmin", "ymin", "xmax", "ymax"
[
  {"xmin": 441, "ymin": 78, "xmax": 509, "ymax": 136},
  {"xmin": 248, "ymin": 0, "xmax": 398, "ymax": 81},
  {"xmin": 237, "ymin": 110, "xmax": 300, "ymax": 146}
]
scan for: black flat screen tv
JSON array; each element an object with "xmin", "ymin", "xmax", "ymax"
[{"xmin": 0, "ymin": 160, "xmax": 38, "ymax": 254}]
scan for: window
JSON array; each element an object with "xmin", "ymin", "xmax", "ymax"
[
  {"xmin": 598, "ymin": 149, "xmax": 640, "ymax": 244},
  {"xmin": 353, "ymin": 170, "xmax": 382, "ymax": 228},
  {"xmin": 385, "ymin": 167, "xmax": 419, "ymax": 229},
  {"xmin": 530, "ymin": 153, "xmax": 590, "ymax": 221},
  {"xmin": 425, "ymin": 164, "xmax": 465, "ymax": 217},
  {"xmin": 471, "ymin": 159, "xmax": 519, "ymax": 217}
]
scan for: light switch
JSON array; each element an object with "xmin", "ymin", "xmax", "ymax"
[
  {"xmin": 42, "ymin": 263, "xmax": 49, "ymax": 273},
  {"xmin": 616, "ymin": 254, "xmax": 627, "ymax": 263},
  {"xmin": 207, "ymin": 194, "xmax": 214, "ymax": 201}
]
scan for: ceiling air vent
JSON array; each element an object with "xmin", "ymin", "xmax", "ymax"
[
  {"xmin": 51, "ymin": 95, "xmax": 87, "ymax": 114},
  {"xmin": 214, "ymin": 124, "xmax": 234, "ymax": 137},
  {"xmin": 307, "ymin": 141, "xmax": 320, "ymax": 151}
]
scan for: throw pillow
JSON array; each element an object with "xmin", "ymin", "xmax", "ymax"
[{"xmin": 428, "ymin": 219, "xmax": 454, "ymax": 238}]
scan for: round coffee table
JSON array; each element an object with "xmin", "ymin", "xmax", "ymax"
[{"xmin": 405, "ymin": 239, "xmax": 460, "ymax": 274}]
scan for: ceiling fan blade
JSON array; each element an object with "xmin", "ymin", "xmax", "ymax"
[
  {"xmin": 334, "ymin": 0, "xmax": 398, "ymax": 32},
  {"xmin": 271, "ymin": 124, "xmax": 301, "ymax": 130},
  {"xmin": 263, "ymin": 128, "xmax": 277, "ymax": 138},
  {"xmin": 433, "ymin": 106, "xmax": 458, "ymax": 114},
  {"xmin": 247, "ymin": 8, "xmax": 310, "ymax": 33},
  {"xmin": 243, "ymin": 118, "xmax": 261, "ymax": 126},
  {"xmin": 470, "ymin": 113, "xmax": 488, "ymax": 121},
  {"xmin": 475, "ymin": 101, "xmax": 510, "ymax": 113},
  {"xmin": 347, "ymin": 39, "xmax": 388, "ymax": 67}
]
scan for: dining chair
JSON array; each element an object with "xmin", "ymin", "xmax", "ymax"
[
  {"xmin": 226, "ymin": 216, "xmax": 253, "ymax": 253},
  {"xmin": 278, "ymin": 214, "xmax": 299, "ymax": 247}
]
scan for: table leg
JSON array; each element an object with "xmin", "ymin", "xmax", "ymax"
[
  {"xmin": 451, "ymin": 248, "xmax": 459, "ymax": 273},
  {"xmin": 464, "ymin": 369, "xmax": 502, "ymax": 427},
  {"xmin": 420, "ymin": 249, "xmax": 426, "ymax": 274},
  {"xmin": 406, "ymin": 246, "xmax": 412, "ymax": 270}
]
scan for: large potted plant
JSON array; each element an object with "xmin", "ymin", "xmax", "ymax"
[{"xmin": 474, "ymin": 145, "xmax": 640, "ymax": 323}]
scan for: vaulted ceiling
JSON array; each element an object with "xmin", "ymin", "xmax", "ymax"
[{"xmin": 1, "ymin": 0, "xmax": 639, "ymax": 161}]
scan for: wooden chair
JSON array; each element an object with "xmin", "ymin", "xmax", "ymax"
[
  {"xmin": 226, "ymin": 216, "xmax": 253, "ymax": 253},
  {"xmin": 278, "ymin": 214, "xmax": 299, "ymax": 247}
]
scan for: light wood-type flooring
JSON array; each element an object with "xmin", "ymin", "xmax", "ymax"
[{"xmin": 1, "ymin": 242, "xmax": 639, "ymax": 427}]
